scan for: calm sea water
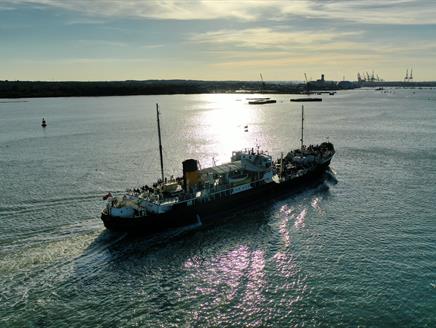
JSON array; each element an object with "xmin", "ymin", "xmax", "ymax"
[{"xmin": 1, "ymin": 89, "xmax": 435, "ymax": 327}]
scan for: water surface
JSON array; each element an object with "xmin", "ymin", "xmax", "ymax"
[{"xmin": 1, "ymin": 89, "xmax": 435, "ymax": 327}]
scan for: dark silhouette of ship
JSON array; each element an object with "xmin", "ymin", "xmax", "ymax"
[{"xmin": 101, "ymin": 104, "xmax": 335, "ymax": 233}]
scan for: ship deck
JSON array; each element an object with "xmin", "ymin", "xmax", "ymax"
[{"xmin": 199, "ymin": 160, "xmax": 242, "ymax": 175}]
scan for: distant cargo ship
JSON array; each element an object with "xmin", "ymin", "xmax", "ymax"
[{"xmin": 101, "ymin": 104, "xmax": 335, "ymax": 233}]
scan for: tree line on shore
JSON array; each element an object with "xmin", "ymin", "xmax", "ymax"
[
  {"xmin": 0, "ymin": 79, "xmax": 348, "ymax": 98},
  {"xmin": 1, "ymin": 79, "xmax": 434, "ymax": 98}
]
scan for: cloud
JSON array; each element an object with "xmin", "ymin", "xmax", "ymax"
[
  {"xmin": 0, "ymin": 5, "xmax": 15, "ymax": 11},
  {"xmin": 143, "ymin": 44, "xmax": 164, "ymax": 49},
  {"xmin": 210, "ymin": 53, "xmax": 383, "ymax": 69},
  {"xmin": 76, "ymin": 39, "xmax": 127, "ymax": 47},
  {"xmin": 6, "ymin": 0, "xmax": 268, "ymax": 21},
  {"xmin": 192, "ymin": 25, "xmax": 436, "ymax": 71},
  {"xmin": 64, "ymin": 18, "xmax": 105, "ymax": 25},
  {"xmin": 18, "ymin": 57, "xmax": 152, "ymax": 64},
  {"xmin": 285, "ymin": 0, "xmax": 436, "ymax": 25},
  {"xmin": 202, "ymin": 33, "xmax": 436, "ymax": 68},
  {"xmin": 6, "ymin": 0, "xmax": 436, "ymax": 24},
  {"xmin": 190, "ymin": 27, "xmax": 362, "ymax": 49}
]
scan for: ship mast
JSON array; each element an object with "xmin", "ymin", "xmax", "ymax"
[
  {"xmin": 300, "ymin": 105, "xmax": 304, "ymax": 149},
  {"xmin": 156, "ymin": 103, "xmax": 164, "ymax": 181}
]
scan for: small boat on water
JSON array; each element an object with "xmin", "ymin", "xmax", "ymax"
[
  {"xmin": 100, "ymin": 104, "xmax": 335, "ymax": 234},
  {"xmin": 41, "ymin": 118, "xmax": 47, "ymax": 127},
  {"xmin": 248, "ymin": 99, "xmax": 277, "ymax": 105},
  {"xmin": 315, "ymin": 91, "xmax": 336, "ymax": 95},
  {"xmin": 291, "ymin": 98, "xmax": 322, "ymax": 102}
]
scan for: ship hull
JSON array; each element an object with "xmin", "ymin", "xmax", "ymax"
[{"xmin": 101, "ymin": 160, "xmax": 332, "ymax": 234}]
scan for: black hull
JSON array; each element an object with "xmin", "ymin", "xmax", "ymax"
[{"xmin": 101, "ymin": 161, "xmax": 332, "ymax": 234}]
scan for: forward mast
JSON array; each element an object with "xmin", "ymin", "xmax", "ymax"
[{"xmin": 156, "ymin": 104, "xmax": 164, "ymax": 181}]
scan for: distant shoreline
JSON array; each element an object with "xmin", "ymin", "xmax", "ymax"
[{"xmin": 1, "ymin": 80, "xmax": 435, "ymax": 99}]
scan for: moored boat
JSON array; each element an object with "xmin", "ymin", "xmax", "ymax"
[
  {"xmin": 248, "ymin": 99, "xmax": 277, "ymax": 105},
  {"xmin": 290, "ymin": 98, "xmax": 322, "ymax": 102}
]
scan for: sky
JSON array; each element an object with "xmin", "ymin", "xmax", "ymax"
[{"xmin": 1, "ymin": 0, "xmax": 436, "ymax": 81}]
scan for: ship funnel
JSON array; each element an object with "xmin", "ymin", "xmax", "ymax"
[{"xmin": 182, "ymin": 159, "xmax": 199, "ymax": 192}]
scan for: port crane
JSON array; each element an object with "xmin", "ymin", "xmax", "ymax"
[
  {"xmin": 304, "ymin": 73, "xmax": 310, "ymax": 93},
  {"xmin": 357, "ymin": 71, "xmax": 383, "ymax": 82},
  {"xmin": 259, "ymin": 73, "xmax": 266, "ymax": 92},
  {"xmin": 404, "ymin": 68, "xmax": 413, "ymax": 82}
]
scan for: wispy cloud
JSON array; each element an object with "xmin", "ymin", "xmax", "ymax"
[
  {"xmin": 143, "ymin": 44, "xmax": 164, "ymax": 49},
  {"xmin": 6, "ymin": 0, "xmax": 267, "ymax": 21},
  {"xmin": 7, "ymin": 0, "xmax": 436, "ymax": 24},
  {"xmin": 18, "ymin": 57, "xmax": 152, "ymax": 64},
  {"xmin": 76, "ymin": 39, "xmax": 127, "ymax": 48},
  {"xmin": 204, "ymin": 40, "xmax": 436, "ymax": 62},
  {"xmin": 190, "ymin": 27, "xmax": 362, "ymax": 49},
  {"xmin": 292, "ymin": 0, "xmax": 436, "ymax": 25},
  {"xmin": 0, "ymin": 4, "xmax": 15, "ymax": 11},
  {"xmin": 64, "ymin": 18, "xmax": 105, "ymax": 25},
  {"xmin": 210, "ymin": 53, "xmax": 383, "ymax": 69},
  {"xmin": 193, "ymin": 24, "xmax": 436, "ymax": 72}
]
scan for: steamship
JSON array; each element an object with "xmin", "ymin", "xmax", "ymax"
[{"xmin": 101, "ymin": 104, "xmax": 335, "ymax": 233}]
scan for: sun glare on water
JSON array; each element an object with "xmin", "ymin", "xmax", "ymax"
[{"xmin": 195, "ymin": 94, "xmax": 265, "ymax": 165}]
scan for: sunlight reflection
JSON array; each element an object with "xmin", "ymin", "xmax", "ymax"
[
  {"xmin": 279, "ymin": 219, "xmax": 292, "ymax": 247},
  {"xmin": 280, "ymin": 204, "xmax": 293, "ymax": 216},
  {"xmin": 183, "ymin": 244, "xmax": 250, "ymax": 302},
  {"xmin": 219, "ymin": 245, "xmax": 251, "ymax": 301},
  {"xmin": 240, "ymin": 249, "xmax": 265, "ymax": 312},
  {"xmin": 311, "ymin": 197, "xmax": 320, "ymax": 209},
  {"xmin": 195, "ymin": 94, "xmax": 264, "ymax": 166},
  {"xmin": 294, "ymin": 208, "xmax": 307, "ymax": 228},
  {"xmin": 272, "ymin": 252, "xmax": 298, "ymax": 279},
  {"xmin": 279, "ymin": 205, "xmax": 294, "ymax": 248},
  {"xmin": 277, "ymin": 204, "xmax": 294, "ymax": 247},
  {"xmin": 182, "ymin": 243, "xmax": 267, "ymax": 310},
  {"xmin": 311, "ymin": 196, "xmax": 326, "ymax": 215},
  {"xmin": 181, "ymin": 239, "xmax": 308, "ymax": 323}
]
